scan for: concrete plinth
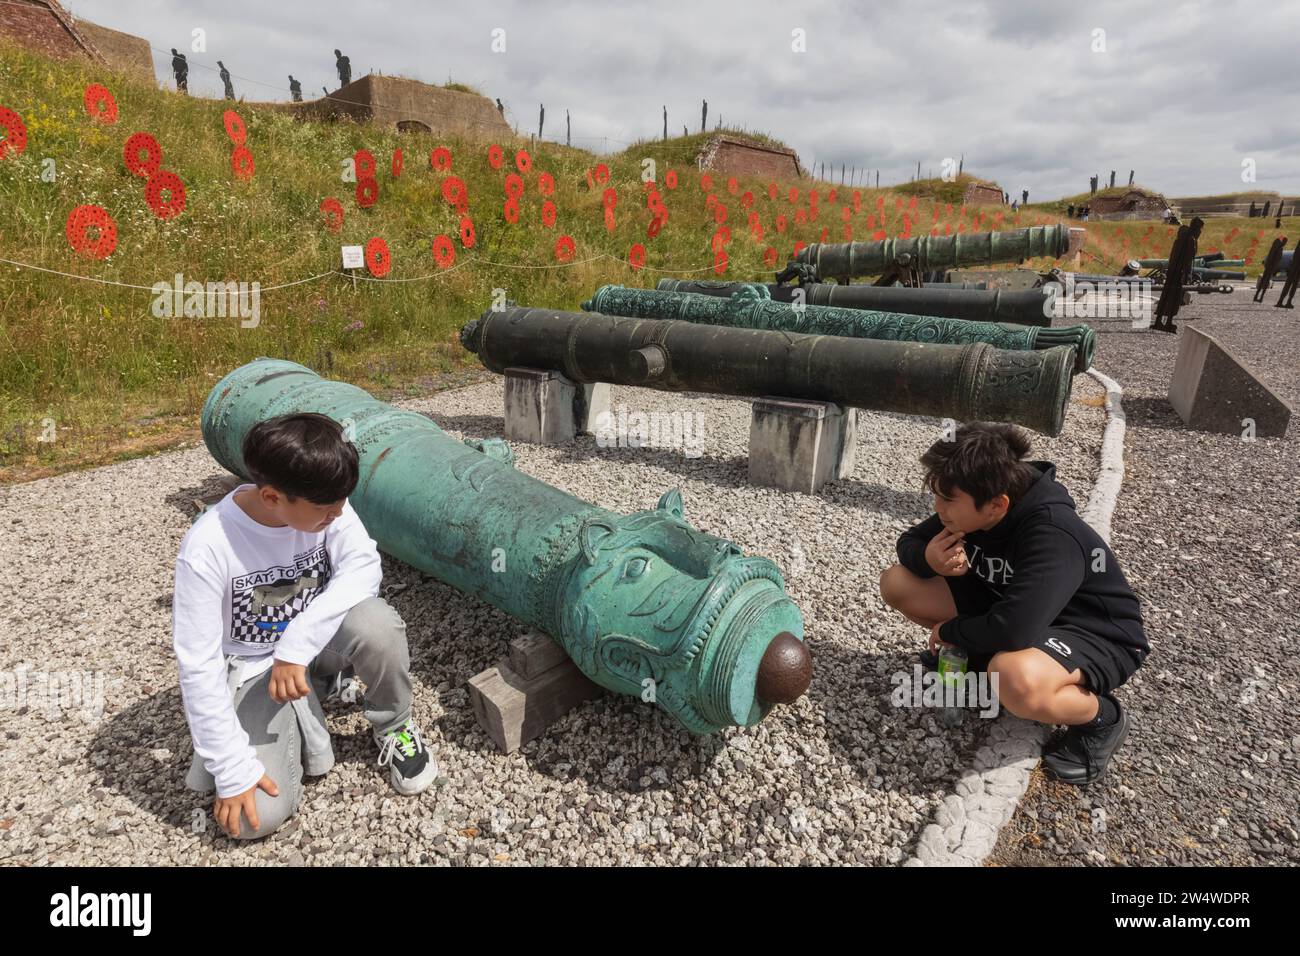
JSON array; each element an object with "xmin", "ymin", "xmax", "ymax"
[
  {"xmin": 502, "ymin": 367, "xmax": 610, "ymax": 444},
  {"xmin": 748, "ymin": 397, "xmax": 857, "ymax": 494}
]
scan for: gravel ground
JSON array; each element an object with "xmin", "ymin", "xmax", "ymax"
[
  {"xmin": 989, "ymin": 287, "xmax": 1300, "ymax": 865},
  {"xmin": 0, "ymin": 365, "xmax": 1106, "ymax": 865}
]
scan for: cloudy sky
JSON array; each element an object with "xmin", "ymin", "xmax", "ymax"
[{"xmin": 65, "ymin": 0, "xmax": 1300, "ymax": 200}]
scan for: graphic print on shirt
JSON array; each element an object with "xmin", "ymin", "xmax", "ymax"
[
  {"xmin": 964, "ymin": 542, "xmax": 1014, "ymax": 593},
  {"xmin": 230, "ymin": 545, "xmax": 332, "ymax": 646}
]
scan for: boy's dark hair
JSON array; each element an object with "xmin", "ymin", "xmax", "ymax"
[
  {"xmin": 241, "ymin": 413, "xmax": 358, "ymax": 504},
  {"xmin": 920, "ymin": 422, "xmax": 1036, "ymax": 508}
]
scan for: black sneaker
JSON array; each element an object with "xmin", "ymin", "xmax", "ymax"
[
  {"xmin": 374, "ymin": 718, "xmax": 438, "ymax": 795},
  {"xmin": 1042, "ymin": 698, "xmax": 1130, "ymax": 786}
]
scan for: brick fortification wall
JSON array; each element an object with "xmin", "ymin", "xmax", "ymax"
[
  {"xmin": 0, "ymin": 0, "xmax": 100, "ymax": 62},
  {"xmin": 278, "ymin": 75, "xmax": 511, "ymax": 139},
  {"xmin": 697, "ymin": 136, "xmax": 801, "ymax": 179}
]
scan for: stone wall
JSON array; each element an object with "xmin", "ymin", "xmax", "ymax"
[{"xmin": 962, "ymin": 181, "xmax": 1005, "ymax": 205}]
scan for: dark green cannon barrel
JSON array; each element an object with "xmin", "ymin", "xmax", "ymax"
[
  {"xmin": 654, "ymin": 277, "xmax": 1055, "ymax": 328},
  {"xmin": 790, "ymin": 224, "xmax": 1071, "ymax": 279},
  {"xmin": 588, "ymin": 284, "xmax": 1093, "ymax": 374},
  {"xmin": 201, "ymin": 358, "xmax": 811, "ymax": 734},
  {"xmin": 460, "ymin": 307, "xmax": 1076, "ymax": 436}
]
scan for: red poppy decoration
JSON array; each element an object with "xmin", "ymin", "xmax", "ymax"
[
  {"xmin": 750, "ymin": 221, "xmax": 764, "ymax": 241},
  {"xmin": 603, "ymin": 207, "xmax": 616, "ymax": 232},
  {"xmin": 504, "ymin": 173, "xmax": 524, "ymax": 201},
  {"xmin": 788, "ymin": 187, "xmax": 798, "ymax": 204},
  {"xmin": 432, "ymin": 234, "xmax": 455, "ymax": 269},
  {"xmin": 65, "ymin": 205, "xmax": 117, "ymax": 259},
  {"xmin": 843, "ymin": 225, "xmax": 853, "ymax": 241},
  {"xmin": 713, "ymin": 250, "xmax": 728, "ymax": 274},
  {"xmin": 647, "ymin": 217, "xmax": 663, "ymax": 239},
  {"xmin": 873, "ymin": 229, "xmax": 887, "ymax": 241},
  {"xmin": 354, "ymin": 150, "xmax": 376, "ymax": 179},
  {"xmin": 841, "ymin": 206, "xmax": 852, "ymax": 222},
  {"xmin": 503, "ymin": 197, "xmax": 519, "ymax": 223},
  {"xmin": 319, "ymin": 197, "xmax": 344, "ymax": 232},
  {"xmin": 430, "ymin": 146, "xmax": 452, "ymax": 172},
  {"xmin": 628, "ymin": 243, "xmax": 646, "ymax": 271},
  {"xmin": 763, "ymin": 246, "xmax": 778, "ymax": 267},
  {"xmin": 459, "ymin": 216, "xmax": 476, "ymax": 248},
  {"xmin": 123, "ymin": 132, "xmax": 162, "ymax": 179},
  {"xmin": 231, "ymin": 146, "xmax": 255, "ymax": 181},
  {"xmin": 515, "ymin": 149, "xmax": 531, "ymax": 174},
  {"xmin": 145, "ymin": 169, "xmax": 187, "ymax": 219},
  {"xmin": 83, "ymin": 84, "xmax": 117, "ymax": 124},
  {"xmin": 555, "ymin": 234, "xmax": 575, "ymax": 262},
  {"xmin": 705, "ymin": 193, "xmax": 717, "ymax": 211},
  {"xmin": 741, "ymin": 191, "xmax": 754, "ymax": 208},
  {"xmin": 356, "ymin": 176, "xmax": 379, "ymax": 207},
  {"xmin": 828, "ymin": 189, "xmax": 837, "ymax": 203},
  {"xmin": 700, "ymin": 173, "xmax": 713, "ymax": 192},
  {"xmin": 538, "ymin": 171, "xmax": 555, "ymax": 196},
  {"xmin": 767, "ymin": 183, "xmax": 778, "ymax": 200},
  {"xmin": 776, "ymin": 214, "xmax": 788, "ymax": 233},
  {"xmin": 793, "ymin": 241, "xmax": 807, "ymax": 257},
  {"xmin": 441, "ymin": 176, "xmax": 467, "ymax": 208},
  {"xmin": 711, "ymin": 226, "xmax": 730, "ymax": 252},
  {"xmin": 810, "ymin": 189, "xmax": 819, "ymax": 206},
  {"xmin": 818, "ymin": 227, "xmax": 829, "ymax": 243},
  {"xmin": 665, "ymin": 169, "xmax": 678, "ymax": 190},
  {"xmin": 594, "ymin": 163, "xmax": 610, "ymax": 185},
  {"xmin": 603, "ymin": 187, "xmax": 617, "ymax": 210},
  {"xmin": 795, "ymin": 208, "xmax": 807, "ymax": 225},
  {"xmin": 541, "ymin": 200, "xmax": 557, "ymax": 228},
  {"xmin": 714, "ymin": 204, "xmax": 728, "ymax": 225},
  {"xmin": 363, "ymin": 237, "xmax": 389, "ymax": 277},
  {"xmin": 488, "ymin": 144, "xmax": 504, "ymax": 169},
  {"xmin": 0, "ymin": 107, "xmax": 28, "ymax": 159},
  {"xmin": 222, "ymin": 110, "xmax": 246, "ymax": 146},
  {"xmin": 727, "ymin": 177, "xmax": 738, "ymax": 195},
  {"xmin": 392, "ymin": 148, "xmax": 403, "ymax": 177}
]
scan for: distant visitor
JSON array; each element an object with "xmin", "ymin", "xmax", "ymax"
[
  {"xmin": 289, "ymin": 75, "xmax": 302, "ymax": 102},
  {"xmin": 171, "ymin": 48, "xmax": 189, "ymax": 94},
  {"xmin": 334, "ymin": 48, "xmax": 351, "ymax": 87},
  {"xmin": 218, "ymin": 61, "xmax": 235, "ymax": 101}
]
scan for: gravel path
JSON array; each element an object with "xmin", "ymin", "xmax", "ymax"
[
  {"xmin": 0, "ymin": 366, "xmax": 1106, "ymax": 865},
  {"xmin": 989, "ymin": 288, "xmax": 1300, "ymax": 865}
]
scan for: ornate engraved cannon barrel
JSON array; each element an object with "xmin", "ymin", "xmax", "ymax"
[
  {"xmin": 460, "ymin": 307, "xmax": 1076, "ymax": 436},
  {"xmin": 789, "ymin": 224, "xmax": 1072, "ymax": 280},
  {"xmin": 201, "ymin": 358, "xmax": 812, "ymax": 735},
  {"xmin": 654, "ymin": 277, "xmax": 1056, "ymax": 328},
  {"xmin": 587, "ymin": 284, "xmax": 1094, "ymax": 374}
]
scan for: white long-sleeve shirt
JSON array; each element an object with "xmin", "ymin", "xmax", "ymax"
[{"xmin": 172, "ymin": 483, "xmax": 382, "ymax": 797}]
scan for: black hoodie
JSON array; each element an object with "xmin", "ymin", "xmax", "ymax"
[{"xmin": 897, "ymin": 461, "xmax": 1148, "ymax": 658}]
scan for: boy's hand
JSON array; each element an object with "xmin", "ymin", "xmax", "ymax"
[
  {"xmin": 214, "ymin": 774, "xmax": 279, "ymax": 838},
  {"xmin": 929, "ymin": 623, "xmax": 955, "ymax": 656},
  {"xmin": 269, "ymin": 660, "xmax": 310, "ymax": 704},
  {"xmin": 925, "ymin": 528, "xmax": 969, "ymax": 576}
]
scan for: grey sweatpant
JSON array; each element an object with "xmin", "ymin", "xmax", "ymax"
[{"xmin": 184, "ymin": 596, "xmax": 411, "ymax": 840}]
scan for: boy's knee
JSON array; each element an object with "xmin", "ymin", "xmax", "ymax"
[
  {"xmin": 878, "ymin": 564, "xmax": 912, "ymax": 608},
  {"xmin": 990, "ymin": 655, "xmax": 1051, "ymax": 716},
  {"xmin": 231, "ymin": 788, "xmax": 298, "ymax": 841},
  {"xmin": 340, "ymin": 597, "xmax": 407, "ymax": 656}
]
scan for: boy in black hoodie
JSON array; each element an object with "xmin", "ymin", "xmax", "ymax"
[{"xmin": 879, "ymin": 422, "xmax": 1148, "ymax": 785}]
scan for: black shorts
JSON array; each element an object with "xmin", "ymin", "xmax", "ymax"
[{"xmin": 943, "ymin": 573, "xmax": 1144, "ymax": 697}]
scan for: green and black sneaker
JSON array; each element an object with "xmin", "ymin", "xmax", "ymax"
[{"xmin": 374, "ymin": 718, "xmax": 438, "ymax": 795}]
